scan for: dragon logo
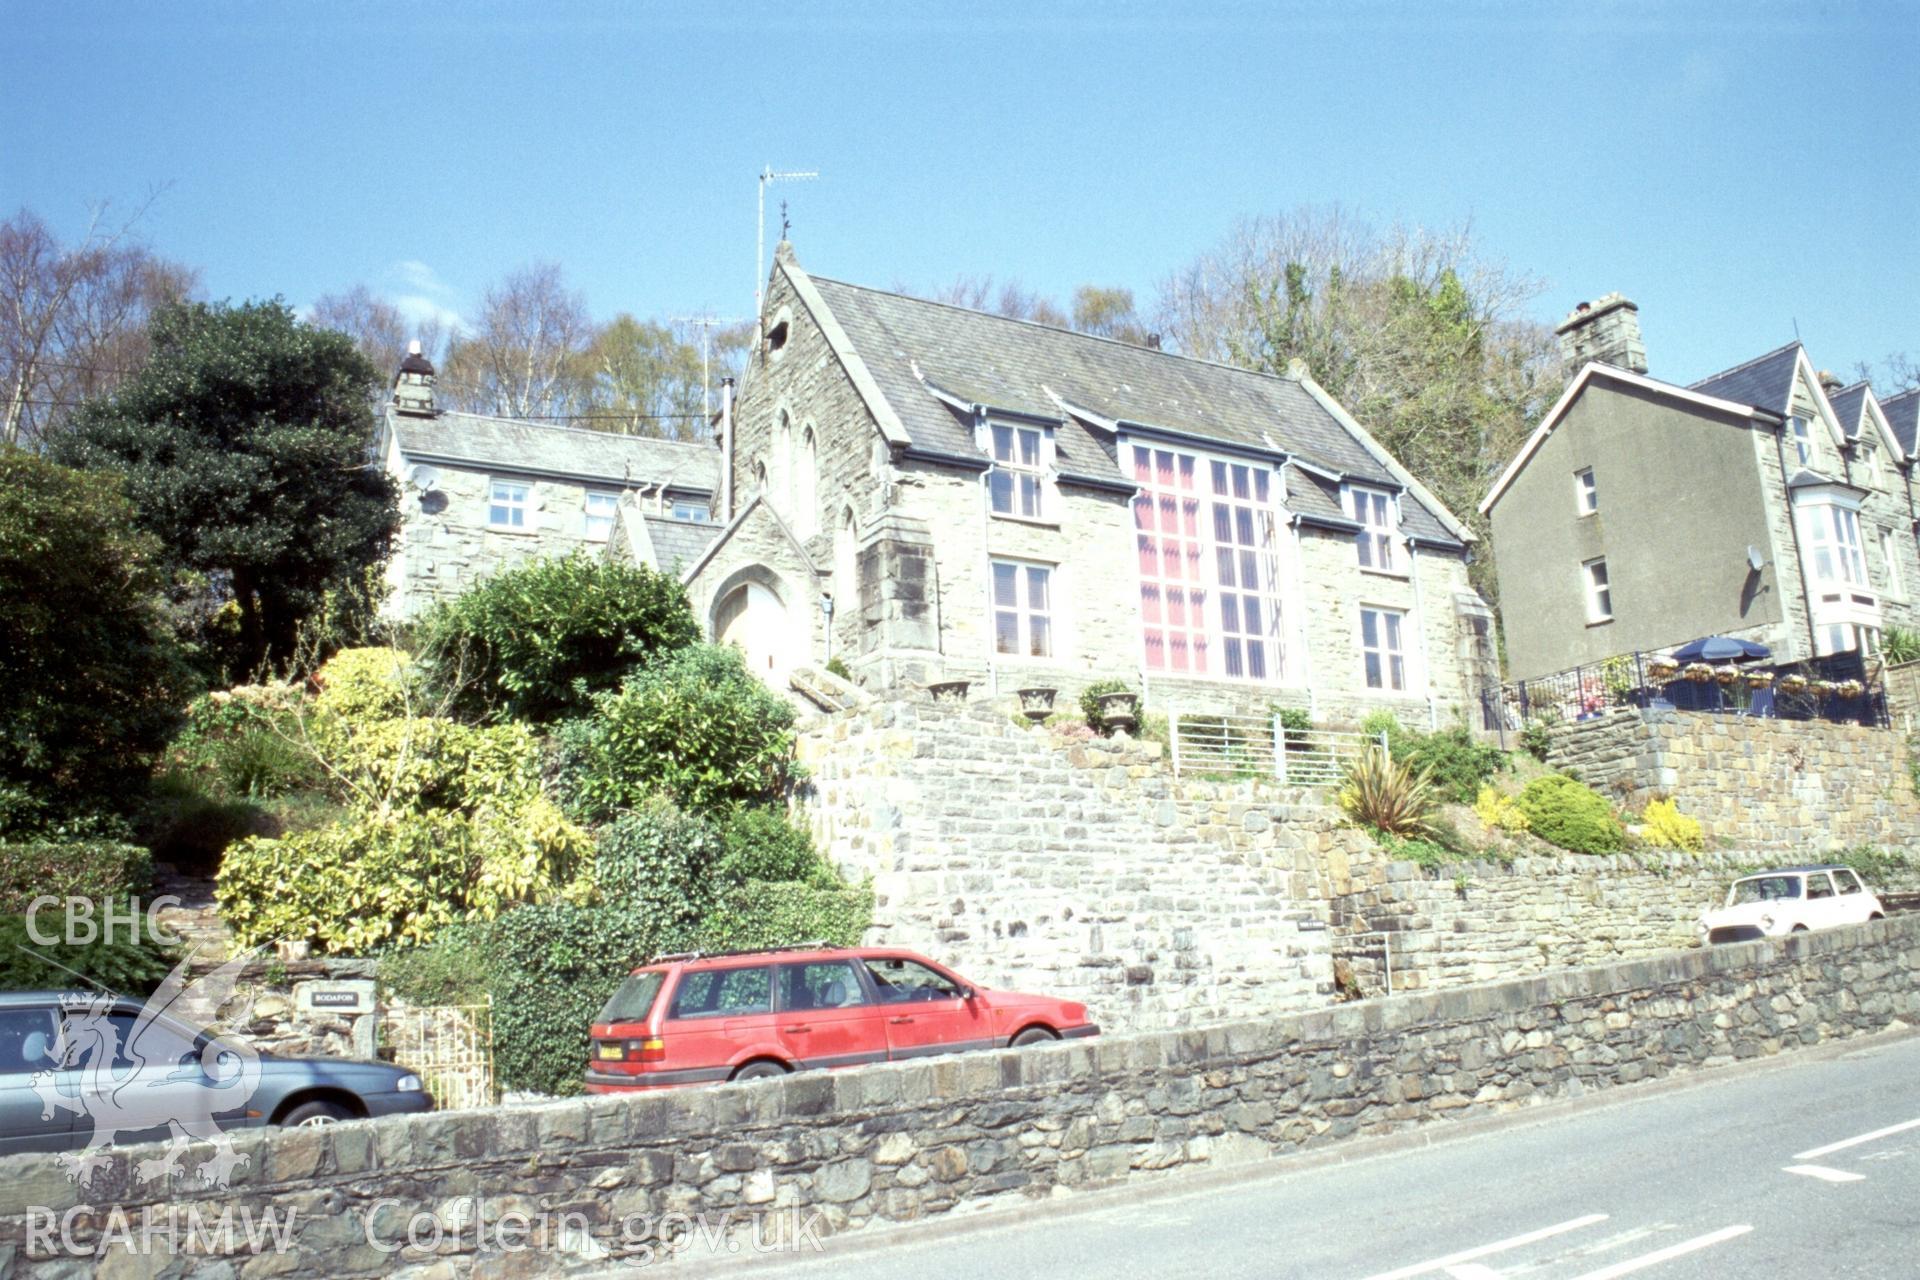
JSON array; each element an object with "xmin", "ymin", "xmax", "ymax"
[{"xmin": 29, "ymin": 950, "xmax": 263, "ymax": 1191}]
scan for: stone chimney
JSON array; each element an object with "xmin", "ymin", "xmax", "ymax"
[
  {"xmin": 1555, "ymin": 293, "xmax": 1648, "ymax": 375},
  {"xmin": 391, "ymin": 340, "xmax": 437, "ymax": 417},
  {"xmin": 1818, "ymin": 369, "xmax": 1844, "ymax": 394}
]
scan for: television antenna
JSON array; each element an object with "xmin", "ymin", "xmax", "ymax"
[
  {"xmin": 756, "ymin": 165, "xmax": 818, "ymax": 315},
  {"xmin": 671, "ymin": 312, "xmax": 746, "ymax": 419}
]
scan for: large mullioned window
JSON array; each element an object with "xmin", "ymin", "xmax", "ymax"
[{"xmin": 1133, "ymin": 445, "xmax": 1283, "ymax": 680}]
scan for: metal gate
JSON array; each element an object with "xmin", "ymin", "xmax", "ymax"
[{"xmin": 381, "ymin": 999, "xmax": 496, "ymax": 1110}]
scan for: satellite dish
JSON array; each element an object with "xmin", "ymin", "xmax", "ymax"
[
  {"xmin": 407, "ymin": 464, "xmax": 441, "ymax": 492},
  {"xmin": 1746, "ymin": 545, "xmax": 1765, "ymax": 573}
]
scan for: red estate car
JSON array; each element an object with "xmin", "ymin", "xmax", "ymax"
[{"xmin": 584, "ymin": 943, "xmax": 1099, "ymax": 1091}]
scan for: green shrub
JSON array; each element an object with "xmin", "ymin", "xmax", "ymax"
[
  {"xmin": 215, "ymin": 727, "xmax": 322, "ymax": 799},
  {"xmin": 1371, "ymin": 829, "xmax": 1455, "ymax": 869},
  {"xmin": 1830, "ymin": 846, "xmax": 1915, "ymax": 892},
  {"xmin": 714, "ymin": 806, "xmax": 831, "ymax": 887},
  {"xmin": 326, "ymin": 717, "xmax": 545, "ymax": 818},
  {"xmin": 1397, "ymin": 727, "xmax": 1507, "ymax": 804},
  {"xmin": 378, "ymin": 922, "xmax": 496, "ymax": 1008},
  {"xmin": 1338, "ymin": 747, "xmax": 1436, "ymax": 836},
  {"xmin": 1078, "ymin": 679, "xmax": 1134, "ymax": 734},
  {"xmin": 556, "ymin": 645, "xmax": 799, "ymax": 820},
  {"xmin": 700, "ymin": 878, "xmax": 875, "ymax": 952},
  {"xmin": 1359, "ymin": 709, "xmax": 1410, "ymax": 750},
  {"xmin": 1274, "ymin": 706, "xmax": 1312, "ymax": 735},
  {"xmin": 0, "ymin": 452, "xmax": 188, "ymax": 825},
  {"xmin": 1514, "ymin": 774, "xmax": 1624, "ymax": 854},
  {"xmin": 824, "ymin": 656, "xmax": 852, "ymax": 681},
  {"xmin": 1519, "ymin": 717, "xmax": 1555, "ymax": 762},
  {"xmin": 1639, "ymin": 798, "xmax": 1704, "ymax": 852},
  {"xmin": 134, "ymin": 772, "xmax": 268, "ymax": 873},
  {"xmin": 421, "ymin": 555, "xmax": 700, "ymax": 725},
  {"xmin": 0, "ymin": 841, "xmax": 154, "ymax": 914},
  {"xmin": 588, "ymin": 800, "xmax": 727, "ymax": 949},
  {"xmin": 487, "ymin": 903, "xmax": 658, "ymax": 1096},
  {"xmin": 1883, "ymin": 626, "xmax": 1920, "ymax": 665},
  {"xmin": 216, "ymin": 801, "xmax": 591, "ymax": 954},
  {"xmin": 0, "ymin": 911, "xmax": 177, "ymax": 996}
]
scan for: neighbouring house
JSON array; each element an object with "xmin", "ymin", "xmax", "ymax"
[
  {"xmin": 374, "ymin": 344, "xmax": 723, "ymax": 620},
  {"xmin": 1481, "ymin": 295, "xmax": 1920, "ymax": 681},
  {"xmin": 676, "ymin": 242, "xmax": 1498, "ymax": 725}
]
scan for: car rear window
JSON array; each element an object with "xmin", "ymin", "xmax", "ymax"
[
  {"xmin": 597, "ymin": 971, "xmax": 666, "ymax": 1025},
  {"xmin": 669, "ymin": 966, "xmax": 773, "ymax": 1019}
]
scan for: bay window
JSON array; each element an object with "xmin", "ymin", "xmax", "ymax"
[
  {"xmin": 1132, "ymin": 444, "xmax": 1283, "ymax": 681},
  {"xmin": 1798, "ymin": 501, "xmax": 1867, "ymax": 586}
]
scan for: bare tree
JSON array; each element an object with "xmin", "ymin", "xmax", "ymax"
[
  {"xmin": 1, "ymin": 199, "xmax": 197, "ymax": 446},
  {"xmin": 438, "ymin": 263, "xmax": 595, "ymax": 418},
  {"xmin": 309, "ymin": 285, "xmax": 447, "ymax": 383},
  {"xmin": 902, "ymin": 273, "xmax": 1070, "ymax": 328},
  {"xmin": 1851, "ymin": 352, "xmax": 1919, "ymax": 395},
  {"xmin": 1071, "ymin": 285, "xmax": 1151, "ymax": 344}
]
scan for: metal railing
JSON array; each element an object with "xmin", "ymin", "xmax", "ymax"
[
  {"xmin": 1482, "ymin": 648, "xmax": 1890, "ymax": 738},
  {"xmin": 1169, "ymin": 708, "xmax": 1389, "ymax": 786},
  {"xmin": 382, "ymin": 998, "xmax": 496, "ymax": 1111}
]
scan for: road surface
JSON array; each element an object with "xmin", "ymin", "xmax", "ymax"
[{"xmin": 723, "ymin": 1029, "xmax": 1920, "ymax": 1279}]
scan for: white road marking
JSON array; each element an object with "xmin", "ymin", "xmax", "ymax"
[
  {"xmin": 1563, "ymin": 1224, "xmax": 1753, "ymax": 1280},
  {"xmin": 1358, "ymin": 1213, "xmax": 1609, "ymax": 1280},
  {"xmin": 1795, "ymin": 1116, "xmax": 1920, "ymax": 1161},
  {"xmin": 1442, "ymin": 1266, "xmax": 1504, "ymax": 1279},
  {"xmin": 1784, "ymin": 1164, "xmax": 1867, "ymax": 1183}
]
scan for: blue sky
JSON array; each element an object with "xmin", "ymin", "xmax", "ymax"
[{"xmin": 4, "ymin": 1, "xmax": 1915, "ymax": 385}]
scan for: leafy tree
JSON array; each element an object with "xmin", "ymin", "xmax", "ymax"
[
  {"xmin": 308, "ymin": 284, "xmax": 446, "ymax": 388},
  {"xmin": 580, "ymin": 314, "xmax": 746, "ymax": 441},
  {"xmin": 421, "ymin": 554, "xmax": 701, "ymax": 725},
  {"xmin": 50, "ymin": 298, "xmax": 398, "ymax": 674},
  {"xmin": 438, "ymin": 262, "xmax": 594, "ymax": 418},
  {"xmin": 0, "ymin": 452, "xmax": 187, "ymax": 824},
  {"xmin": 1155, "ymin": 208, "xmax": 1561, "ymax": 605}
]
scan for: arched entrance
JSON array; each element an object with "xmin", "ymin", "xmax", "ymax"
[{"xmin": 713, "ymin": 576, "xmax": 792, "ymax": 686}]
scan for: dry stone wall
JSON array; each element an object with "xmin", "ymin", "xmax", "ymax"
[
  {"xmin": 1546, "ymin": 708, "xmax": 1920, "ymax": 852},
  {"xmin": 5, "ymin": 919, "xmax": 1915, "ymax": 1277}
]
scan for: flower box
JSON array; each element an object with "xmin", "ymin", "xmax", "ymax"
[
  {"xmin": 1713, "ymin": 664, "xmax": 1741, "ymax": 685},
  {"xmin": 1778, "ymin": 674, "xmax": 1809, "ymax": 693},
  {"xmin": 1646, "ymin": 658, "xmax": 1679, "ymax": 680},
  {"xmin": 1743, "ymin": 672, "xmax": 1775, "ymax": 690},
  {"xmin": 1681, "ymin": 662, "xmax": 1714, "ymax": 683},
  {"xmin": 1836, "ymin": 679, "xmax": 1865, "ymax": 699}
]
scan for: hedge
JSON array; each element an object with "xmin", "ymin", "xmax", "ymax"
[{"xmin": 0, "ymin": 841, "xmax": 153, "ymax": 914}]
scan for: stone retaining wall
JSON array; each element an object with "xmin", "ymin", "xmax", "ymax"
[
  {"xmin": 4, "ymin": 917, "xmax": 1915, "ymax": 1277},
  {"xmin": 1545, "ymin": 708, "xmax": 1920, "ymax": 852}
]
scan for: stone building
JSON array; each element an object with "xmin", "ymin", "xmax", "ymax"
[
  {"xmin": 681, "ymin": 244, "xmax": 1495, "ymax": 725},
  {"xmin": 374, "ymin": 344, "xmax": 722, "ymax": 620},
  {"xmin": 1482, "ymin": 297, "xmax": 1919, "ymax": 680}
]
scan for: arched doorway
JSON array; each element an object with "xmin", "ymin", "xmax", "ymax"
[{"xmin": 714, "ymin": 579, "xmax": 791, "ymax": 685}]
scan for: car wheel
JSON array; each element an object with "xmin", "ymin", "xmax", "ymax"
[
  {"xmin": 731, "ymin": 1060, "xmax": 790, "ymax": 1082},
  {"xmin": 1869, "ymin": 912, "xmax": 1885, "ymax": 921},
  {"xmin": 1010, "ymin": 1027, "xmax": 1058, "ymax": 1047},
  {"xmin": 281, "ymin": 1100, "xmax": 352, "ymax": 1127}
]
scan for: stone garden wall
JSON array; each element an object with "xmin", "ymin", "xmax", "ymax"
[
  {"xmin": 1545, "ymin": 708, "xmax": 1920, "ymax": 853},
  {"xmin": 4, "ymin": 916, "xmax": 1914, "ymax": 1276}
]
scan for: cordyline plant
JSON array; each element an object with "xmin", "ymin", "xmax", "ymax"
[{"xmin": 1338, "ymin": 746, "xmax": 1438, "ymax": 837}]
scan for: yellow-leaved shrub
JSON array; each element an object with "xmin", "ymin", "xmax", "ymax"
[
  {"xmin": 1639, "ymin": 797, "xmax": 1704, "ymax": 851},
  {"xmin": 1473, "ymin": 786, "xmax": 1530, "ymax": 833}
]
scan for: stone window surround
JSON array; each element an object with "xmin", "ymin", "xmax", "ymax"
[
  {"xmin": 1583, "ymin": 556, "xmax": 1613, "ymax": 624},
  {"xmin": 1357, "ymin": 603, "xmax": 1409, "ymax": 692},
  {"xmin": 1790, "ymin": 415, "xmax": 1814, "ymax": 466},
  {"xmin": 1878, "ymin": 525, "xmax": 1904, "ymax": 600},
  {"xmin": 988, "ymin": 556, "xmax": 1056, "ymax": 661}
]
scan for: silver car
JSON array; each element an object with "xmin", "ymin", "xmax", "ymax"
[{"xmin": 0, "ymin": 990, "xmax": 433, "ymax": 1157}]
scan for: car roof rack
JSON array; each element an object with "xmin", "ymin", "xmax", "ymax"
[{"xmin": 643, "ymin": 940, "xmax": 837, "ymax": 966}]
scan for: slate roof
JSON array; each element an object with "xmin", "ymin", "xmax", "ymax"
[
  {"xmin": 389, "ymin": 409, "xmax": 720, "ymax": 494},
  {"xmin": 1688, "ymin": 342, "xmax": 1803, "ymax": 414},
  {"xmin": 804, "ymin": 275, "xmax": 1460, "ymax": 545},
  {"xmin": 1826, "ymin": 382, "xmax": 1870, "ymax": 439},
  {"xmin": 643, "ymin": 514, "xmax": 722, "ymax": 570},
  {"xmin": 1881, "ymin": 389, "xmax": 1920, "ymax": 457}
]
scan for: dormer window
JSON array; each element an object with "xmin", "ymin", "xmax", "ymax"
[
  {"xmin": 1790, "ymin": 416, "xmax": 1813, "ymax": 465},
  {"xmin": 1346, "ymin": 485, "xmax": 1397, "ymax": 571},
  {"xmin": 989, "ymin": 423, "xmax": 1047, "ymax": 520}
]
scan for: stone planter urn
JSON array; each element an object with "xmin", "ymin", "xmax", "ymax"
[
  {"xmin": 1097, "ymin": 690, "xmax": 1140, "ymax": 733},
  {"xmin": 926, "ymin": 679, "xmax": 972, "ymax": 704},
  {"xmin": 1015, "ymin": 687, "xmax": 1057, "ymax": 723}
]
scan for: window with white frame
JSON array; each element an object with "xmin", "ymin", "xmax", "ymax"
[
  {"xmin": 989, "ymin": 423, "xmax": 1046, "ymax": 519},
  {"xmin": 584, "ymin": 491, "xmax": 619, "ymax": 540},
  {"xmin": 1798, "ymin": 501, "xmax": 1868, "ymax": 586},
  {"xmin": 1131, "ymin": 445, "xmax": 1284, "ymax": 680},
  {"xmin": 1347, "ymin": 485, "xmax": 1397, "ymax": 571},
  {"xmin": 1880, "ymin": 527, "xmax": 1904, "ymax": 598},
  {"xmin": 1790, "ymin": 416, "xmax": 1813, "ymax": 465},
  {"xmin": 1359, "ymin": 606, "xmax": 1406, "ymax": 691},
  {"xmin": 1584, "ymin": 558, "xmax": 1613, "ymax": 622},
  {"xmin": 990, "ymin": 560, "xmax": 1052, "ymax": 658},
  {"xmin": 671, "ymin": 498, "xmax": 710, "ymax": 523},
  {"xmin": 1575, "ymin": 467, "xmax": 1598, "ymax": 516},
  {"xmin": 1822, "ymin": 623, "xmax": 1876, "ymax": 656},
  {"xmin": 489, "ymin": 480, "xmax": 529, "ymax": 530}
]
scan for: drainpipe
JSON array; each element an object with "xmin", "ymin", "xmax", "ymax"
[
  {"xmin": 720, "ymin": 377, "xmax": 736, "ymax": 523},
  {"xmin": 1775, "ymin": 422, "xmax": 1820, "ymax": 659},
  {"xmin": 983, "ymin": 447, "xmax": 997, "ymax": 697},
  {"xmin": 1407, "ymin": 539, "xmax": 1438, "ymax": 730}
]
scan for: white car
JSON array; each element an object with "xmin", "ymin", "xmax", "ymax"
[{"xmin": 1697, "ymin": 866, "xmax": 1886, "ymax": 944}]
